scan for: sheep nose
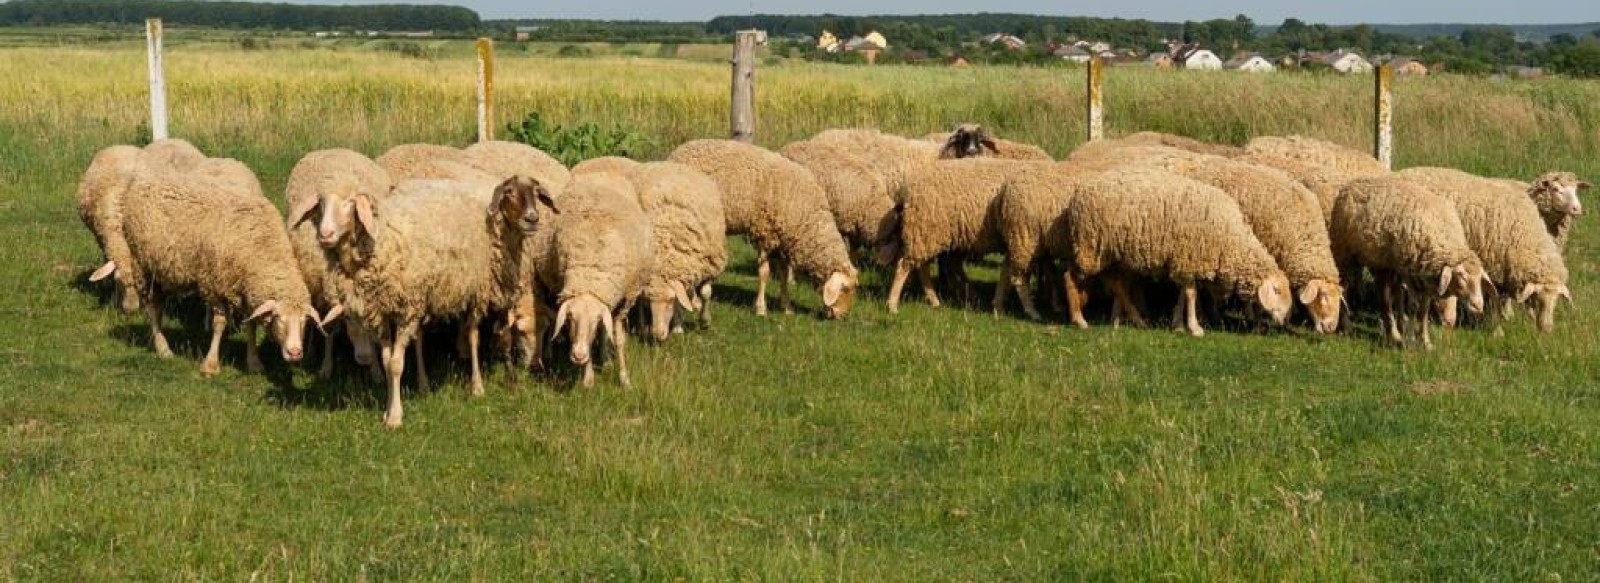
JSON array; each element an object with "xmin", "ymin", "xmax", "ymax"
[
  {"xmin": 284, "ymin": 348, "xmax": 304, "ymax": 362},
  {"xmin": 571, "ymin": 351, "xmax": 590, "ymax": 366}
]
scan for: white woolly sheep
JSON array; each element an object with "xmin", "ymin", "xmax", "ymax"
[
  {"xmin": 1059, "ymin": 168, "xmax": 1294, "ymax": 337},
  {"xmin": 1245, "ymin": 135, "xmax": 1388, "ymax": 175},
  {"xmin": 929, "ymin": 124, "xmax": 1054, "ymax": 161},
  {"xmin": 463, "ymin": 140, "xmax": 572, "ymax": 195},
  {"xmin": 376, "ymin": 143, "xmax": 496, "ymax": 183},
  {"xmin": 532, "ymin": 172, "xmax": 655, "ymax": 387},
  {"xmin": 1070, "ymin": 144, "xmax": 1345, "ymax": 333},
  {"xmin": 122, "ymin": 158, "xmax": 317, "ymax": 375},
  {"xmin": 1109, "ymin": 131, "xmax": 1244, "ymax": 157},
  {"xmin": 992, "ymin": 161, "xmax": 1102, "ymax": 321},
  {"xmin": 883, "ymin": 157, "xmax": 1033, "ymax": 314},
  {"xmin": 1235, "ymin": 150, "xmax": 1387, "ymax": 226},
  {"xmin": 668, "ymin": 139, "xmax": 859, "ymax": 318},
  {"xmin": 1513, "ymin": 172, "xmax": 1590, "ymax": 250},
  {"xmin": 323, "ymin": 176, "xmax": 555, "ymax": 428},
  {"xmin": 571, "ymin": 156, "xmax": 642, "ymax": 177},
  {"xmin": 778, "ymin": 139, "xmax": 899, "ymax": 257},
  {"xmin": 617, "ymin": 162, "xmax": 728, "ymax": 342},
  {"xmin": 79, "ymin": 139, "xmax": 209, "ymax": 312},
  {"xmin": 1397, "ymin": 167, "xmax": 1570, "ymax": 332},
  {"xmin": 283, "ymin": 149, "xmax": 394, "ymax": 379},
  {"xmin": 810, "ymin": 128, "xmax": 942, "ymax": 196},
  {"xmin": 1329, "ymin": 176, "xmax": 1490, "ymax": 349}
]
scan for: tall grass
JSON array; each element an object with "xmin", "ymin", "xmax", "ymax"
[{"xmin": 1, "ymin": 46, "xmax": 1598, "ymax": 580}]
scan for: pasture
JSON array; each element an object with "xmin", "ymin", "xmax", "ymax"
[{"xmin": 2, "ymin": 44, "xmax": 1599, "ymax": 579}]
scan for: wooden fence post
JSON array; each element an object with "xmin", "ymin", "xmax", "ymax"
[
  {"xmin": 1086, "ymin": 57, "xmax": 1105, "ymax": 142},
  {"xmin": 1374, "ymin": 63, "xmax": 1393, "ymax": 170},
  {"xmin": 476, "ymin": 37, "xmax": 495, "ymax": 143},
  {"xmin": 145, "ymin": 18, "xmax": 168, "ymax": 141},
  {"xmin": 730, "ymin": 30, "xmax": 763, "ymax": 143}
]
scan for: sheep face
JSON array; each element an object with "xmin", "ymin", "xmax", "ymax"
[
  {"xmin": 1297, "ymin": 279, "xmax": 1344, "ymax": 333},
  {"xmin": 490, "ymin": 176, "xmax": 558, "ymax": 234},
  {"xmin": 1253, "ymin": 273, "xmax": 1294, "ymax": 326},
  {"xmin": 247, "ymin": 300, "xmax": 310, "ymax": 364},
  {"xmin": 1518, "ymin": 283, "xmax": 1571, "ymax": 333},
  {"xmin": 1533, "ymin": 173, "xmax": 1589, "ymax": 217},
  {"xmin": 345, "ymin": 318, "xmax": 377, "ymax": 366},
  {"xmin": 821, "ymin": 271, "xmax": 858, "ymax": 319},
  {"xmin": 1439, "ymin": 263, "xmax": 1490, "ymax": 314},
  {"xmin": 288, "ymin": 175, "xmax": 381, "ymax": 250},
  {"xmin": 88, "ymin": 260, "xmax": 142, "ymax": 313},
  {"xmin": 644, "ymin": 280, "xmax": 695, "ymax": 342},
  {"xmin": 552, "ymin": 295, "xmax": 611, "ymax": 367},
  {"xmin": 941, "ymin": 124, "xmax": 1000, "ymax": 159}
]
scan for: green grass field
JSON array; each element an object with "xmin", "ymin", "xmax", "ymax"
[{"xmin": 2, "ymin": 43, "xmax": 1599, "ymax": 579}]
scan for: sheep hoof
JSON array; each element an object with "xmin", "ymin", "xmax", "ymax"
[
  {"xmin": 1071, "ymin": 319, "xmax": 1089, "ymax": 329},
  {"xmin": 470, "ymin": 381, "xmax": 485, "ymax": 397},
  {"xmin": 382, "ymin": 411, "xmax": 403, "ymax": 429},
  {"xmin": 200, "ymin": 359, "xmax": 221, "ymax": 377},
  {"xmin": 154, "ymin": 343, "xmax": 174, "ymax": 359},
  {"xmin": 1187, "ymin": 326, "xmax": 1205, "ymax": 338}
]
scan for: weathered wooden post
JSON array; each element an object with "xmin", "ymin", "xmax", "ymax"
[
  {"xmin": 1086, "ymin": 56, "xmax": 1105, "ymax": 142},
  {"xmin": 1374, "ymin": 63, "xmax": 1394, "ymax": 170},
  {"xmin": 730, "ymin": 30, "xmax": 764, "ymax": 143},
  {"xmin": 145, "ymin": 18, "xmax": 168, "ymax": 141},
  {"xmin": 476, "ymin": 37, "xmax": 495, "ymax": 143}
]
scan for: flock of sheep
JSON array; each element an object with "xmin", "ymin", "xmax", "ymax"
[{"xmin": 77, "ymin": 124, "xmax": 1588, "ymax": 427}]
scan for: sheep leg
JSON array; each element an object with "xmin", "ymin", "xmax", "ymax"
[
  {"xmin": 1183, "ymin": 284, "xmax": 1205, "ymax": 337},
  {"xmin": 777, "ymin": 256, "xmax": 795, "ymax": 315},
  {"xmin": 317, "ymin": 324, "xmax": 336, "ymax": 381},
  {"xmin": 886, "ymin": 258, "xmax": 913, "ymax": 314},
  {"xmin": 1012, "ymin": 265, "xmax": 1043, "ymax": 322},
  {"xmin": 1064, "ymin": 271, "xmax": 1090, "ymax": 329},
  {"xmin": 1380, "ymin": 278, "xmax": 1404, "ymax": 345},
  {"xmin": 614, "ymin": 313, "xmax": 631, "ymax": 387},
  {"xmin": 142, "ymin": 288, "xmax": 173, "ymax": 358},
  {"xmin": 698, "ymin": 282, "xmax": 714, "ymax": 328},
  {"xmin": 581, "ymin": 362, "xmax": 596, "ymax": 388},
  {"xmin": 245, "ymin": 321, "xmax": 263, "ymax": 374},
  {"xmin": 992, "ymin": 264, "xmax": 1010, "ymax": 317},
  {"xmin": 467, "ymin": 316, "xmax": 484, "ymax": 397},
  {"xmin": 755, "ymin": 251, "xmax": 771, "ymax": 316},
  {"xmin": 201, "ymin": 307, "xmax": 227, "ymax": 377},
  {"xmin": 413, "ymin": 334, "xmax": 431, "ymax": 393},
  {"xmin": 1418, "ymin": 294, "xmax": 1435, "ymax": 350},
  {"xmin": 1108, "ymin": 276, "xmax": 1148, "ymax": 328},
  {"xmin": 382, "ymin": 321, "xmax": 418, "ymax": 429},
  {"xmin": 918, "ymin": 264, "xmax": 941, "ymax": 308}
]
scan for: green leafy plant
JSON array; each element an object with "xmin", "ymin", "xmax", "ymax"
[{"xmin": 504, "ymin": 112, "xmax": 652, "ymax": 167}]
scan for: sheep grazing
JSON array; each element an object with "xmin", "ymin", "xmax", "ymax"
[
  {"xmin": 376, "ymin": 143, "xmax": 495, "ymax": 183},
  {"xmin": 1070, "ymin": 144, "xmax": 1345, "ymax": 333},
  {"xmin": 1329, "ymin": 176, "xmax": 1490, "ymax": 349},
  {"xmin": 1244, "ymin": 135, "xmax": 1388, "ymax": 175},
  {"xmin": 617, "ymin": 162, "xmax": 727, "ymax": 341},
  {"xmin": 1109, "ymin": 131, "xmax": 1244, "ymax": 157},
  {"xmin": 993, "ymin": 162, "xmax": 1102, "ymax": 320},
  {"xmin": 533, "ymin": 173, "xmax": 655, "ymax": 387},
  {"xmin": 78, "ymin": 139, "xmax": 209, "ymax": 313},
  {"xmin": 1236, "ymin": 150, "xmax": 1386, "ymax": 227},
  {"xmin": 668, "ymin": 139, "xmax": 859, "ymax": 318},
  {"xmin": 283, "ymin": 149, "xmax": 394, "ymax": 379},
  {"xmin": 809, "ymin": 128, "xmax": 942, "ymax": 197},
  {"xmin": 884, "ymin": 157, "xmax": 1032, "ymax": 314},
  {"xmin": 930, "ymin": 123, "xmax": 1054, "ymax": 161},
  {"xmin": 1516, "ymin": 172, "xmax": 1589, "ymax": 250},
  {"xmin": 121, "ymin": 158, "xmax": 317, "ymax": 375},
  {"xmin": 1397, "ymin": 167, "xmax": 1570, "ymax": 332},
  {"xmin": 778, "ymin": 139, "xmax": 898, "ymax": 257},
  {"xmin": 571, "ymin": 156, "xmax": 642, "ymax": 177},
  {"xmin": 463, "ymin": 140, "xmax": 572, "ymax": 195},
  {"xmin": 324, "ymin": 176, "xmax": 554, "ymax": 428},
  {"xmin": 1060, "ymin": 168, "xmax": 1294, "ymax": 337}
]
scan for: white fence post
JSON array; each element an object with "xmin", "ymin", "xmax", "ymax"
[
  {"xmin": 145, "ymin": 18, "xmax": 168, "ymax": 141},
  {"xmin": 1374, "ymin": 63, "xmax": 1393, "ymax": 170},
  {"xmin": 476, "ymin": 37, "xmax": 495, "ymax": 143},
  {"xmin": 730, "ymin": 30, "xmax": 764, "ymax": 143},
  {"xmin": 1086, "ymin": 57, "xmax": 1105, "ymax": 142}
]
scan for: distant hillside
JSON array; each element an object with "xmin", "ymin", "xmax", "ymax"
[
  {"xmin": 0, "ymin": 0, "xmax": 482, "ymax": 32},
  {"xmin": 1259, "ymin": 23, "xmax": 1600, "ymax": 41}
]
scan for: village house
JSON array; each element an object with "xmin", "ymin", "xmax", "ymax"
[
  {"xmin": 1054, "ymin": 44, "xmax": 1092, "ymax": 64},
  {"xmin": 1323, "ymin": 50, "xmax": 1374, "ymax": 74},
  {"xmin": 1388, "ymin": 57, "xmax": 1429, "ymax": 76},
  {"xmin": 1171, "ymin": 44, "xmax": 1223, "ymax": 70},
  {"xmin": 982, "ymin": 33, "xmax": 1027, "ymax": 51},
  {"xmin": 1225, "ymin": 53, "xmax": 1276, "ymax": 73},
  {"xmin": 816, "ymin": 30, "xmax": 839, "ymax": 52}
]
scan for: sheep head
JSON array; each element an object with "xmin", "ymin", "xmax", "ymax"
[
  {"xmin": 821, "ymin": 270, "xmax": 859, "ymax": 319},
  {"xmin": 1438, "ymin": 263, "xmax": 1490, "ymax": 314},
  {"xmin": 643, "ymin": 280, "xmax": 695, "ymax": 342},
  {"xmin": 1253, "ymin": 272, "xmax": 1293, "ymax": 326},
  {"xmin": 940, "ymin": 123, "xmax": 1000, "ymax": 159},
  {"xmin": 344, "ymin": 317, "xmax": 377, "ymax": 366},
  {"xmin": 88, "ymin": 260, "xmax": 143, "ymax": 313},
  {"xmin": 1533, "ymin": 172, "xmax": 1588, "ymax": 217},
  {"xmin": 551, "ymin": 294, "xmax": 612, "ymax": 367},
  {"xmin": 489, "ymin": 175, "xmax": 558, "ymax": 234},
  {"xmin": 1297, "ymin": 279, "xmax": 1344, "ymax": 333},
  {"xmin": 247, "ymin": 299, "xmax": 316, "ymax": 364},
  {"xmin": 288, "ymin": 174, "xmax": 382, "ymax": 250},
  {"xmin": 1517, "ymin": 282, "xmax": 1571, "ymax": 333}
]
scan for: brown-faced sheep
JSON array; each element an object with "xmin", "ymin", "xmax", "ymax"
[
  {"xmin": 532, "ymin": 173, "xmax": 655, "ymax": 387},
  {"xmin": 668, "ymin": 139, "xmax": 859, "ymax": 318},
  {"xmin": 1060, "ymin": 168, "xmax": 1294, "ymax": 337},
  {"xmin": 1397, "ymin": 167, "xmax": 1570, "ymax": 332},
  {"xmin": 122, "ymin": 158, "xmax": 317, "ymax": 375},
  {"xmin": 1329, "ymin": 176, "xmax": 1490, "ymax": 349}
]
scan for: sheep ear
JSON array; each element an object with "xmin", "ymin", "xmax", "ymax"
[
  {"xmin": 89, "ymin": 260, "xmax": 117, "ymax": 282},
  {"xmin": 1579, "ymin": 181, "xmax": 1592, "ymax": 191},
  {"xmin": 599, "ymin": 308, "xmax": 616, "ymax": 341},
  {"xmin": 1437, "ymin": 266, "xmax": 1454, "ymax": 297},
  {"xmin": 671, "ymin": 281, "xmax": 695, "ymax": 312},
  {"xmin": 1297, "ymin": 280, "xmax": 1321, "ymax": 306},
  {"xmin": 288, "ymin": 195, "xmax": 320, "ymax": 228},
  {"xmin": 353, "ymin": 194, "xmax": 375, "ymax": 236},
  {"xmin": 980, "ymin": 138, "xmax": 1000, "ymax": 153},
  {"xmin": 320, "ymin": 303, "xmax": 345, "ymax": 327},
  {"xmin": 1517, "ymin": 284, "xmax": 1539, "ymax": 303},
  {"xmin": 822, "ymin": 272, "xmax": 846, "ymax": 307},
  {"xmin": 1481, "ymin": 272, "xmax": 1497, "ymax": 296},
  {"xmin": 308, "ymin": 309, "xmax": 326, "ymax": 335},
  {"xmin": 550, "ymin": 301, "xmax": 569, "ymax": 341},
  {"xmin": 248, "ymin": 300, "xmax": 281, "ymax": 323},
  {"xmin": 1257, "ymin": 279, "xmax": 1283, "ymax": 308},
  {"xmin": 488, "ymin": 178, "xmax": 511, "ymax": 216},
  {"xmin": 1559, "ymin": 285, "xmax": 1573, "ymax": 307}
]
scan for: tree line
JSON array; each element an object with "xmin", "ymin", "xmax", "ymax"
[{"xmin": 0, "ymin": 0, "xmax": 481, "ymax": 32}]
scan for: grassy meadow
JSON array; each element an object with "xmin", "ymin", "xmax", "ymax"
[{"xmin": 2, "ymin": 43, "xmax": 1600, "ymax": 579}]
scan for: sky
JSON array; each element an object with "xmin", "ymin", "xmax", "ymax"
[{"xmin": 307, "ymin": 0, "xmax": 1599, "ymax": 24}]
